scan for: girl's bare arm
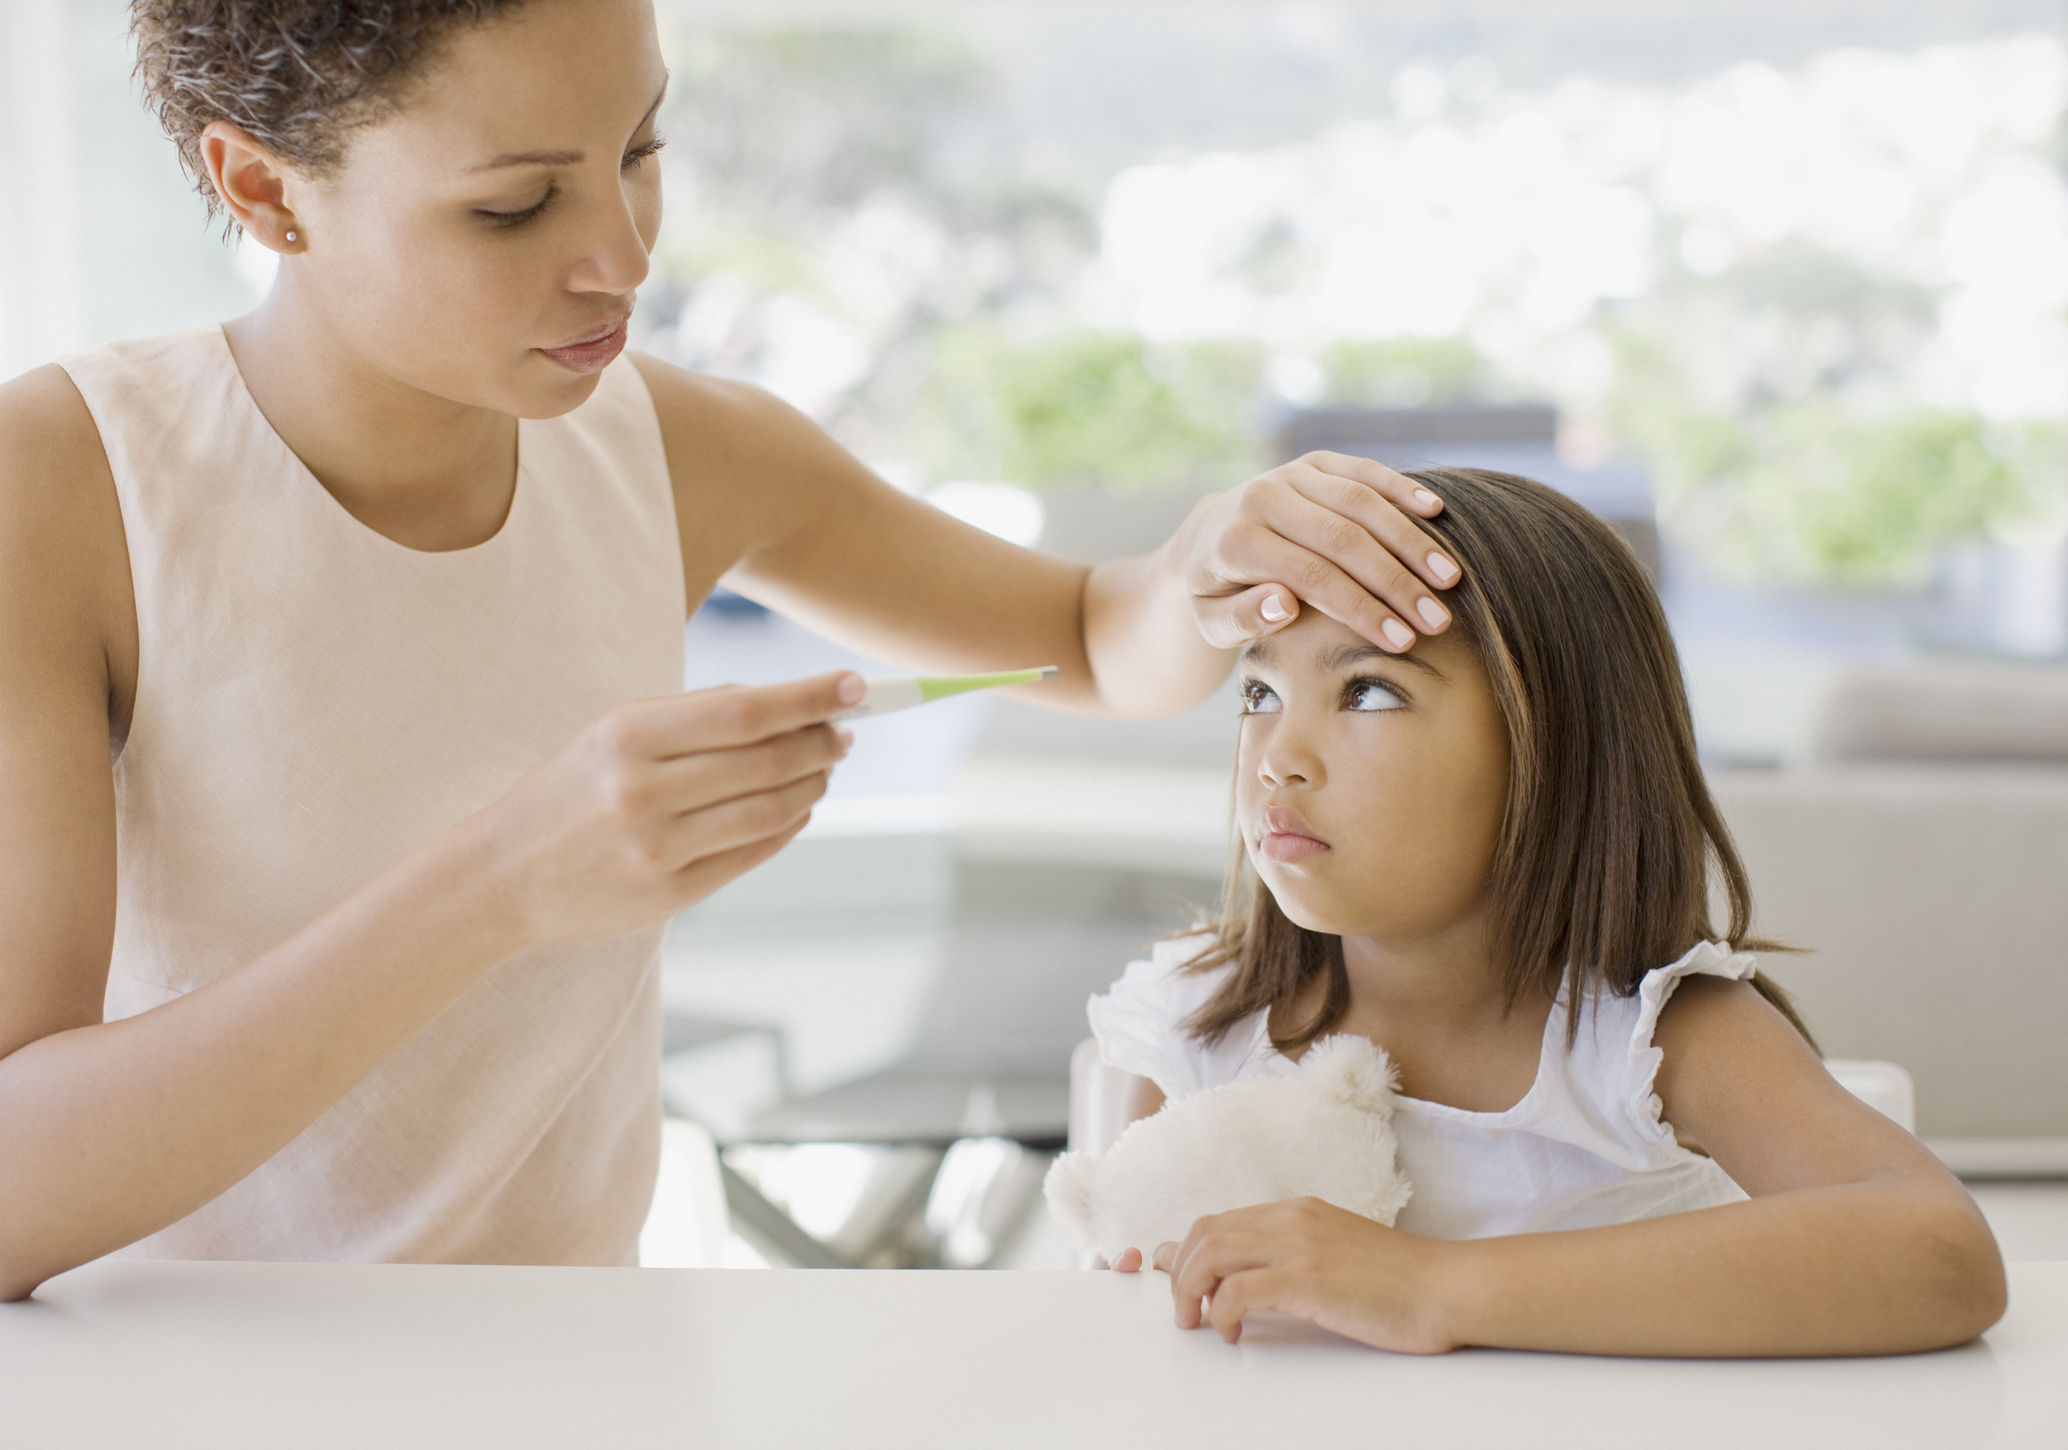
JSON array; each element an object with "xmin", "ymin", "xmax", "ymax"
[
  {"xmin": 1156, "ymin": 980, "xmax": 2005, "ymax": 1355},
  {"xmin": 0, "ymin": 368, "xmax": 850, "ymax": 1300}
]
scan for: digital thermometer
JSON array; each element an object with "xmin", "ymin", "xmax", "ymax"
[{"xmin": 834, "ymin": 666, "xmax": 1060, "ymax": 721}]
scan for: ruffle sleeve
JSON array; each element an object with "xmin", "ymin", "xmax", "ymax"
[
  {"xmin": 1618, "ymin": 939, "xmax": 1760, "ymax": 1152},
  {"xmin": 1083, "ymin": 933, "xmax": 1224, "ymax": 1100}
]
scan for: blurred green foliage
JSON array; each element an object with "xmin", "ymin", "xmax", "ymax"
[
  {"xmin": 906, "ymin": 330, "xmax": 1506, "ymax": 491},
  {"xmin": 1314, "ymin": 337, "xmax": 1496, "ymax": 407},
  {"xmin": 1606, "ymin": 237, "xmax": 2061, "ymax": 589},
  {"xmin": 1652, "ymin": 405, "xmax": 2056, "ymax": 586},
  {"xmin": 654, "ymin": 23, "xmax": 2064, "ymax": 584},
  {"xmin": 910, "ymin": 328, "xmax": 1265, "ymax": 492}
]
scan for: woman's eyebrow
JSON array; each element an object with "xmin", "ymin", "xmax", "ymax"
[
  {"xmin": 471, "ymin": 81, "xmax": 670, "ymax": 172},
  {"xmin": 474, "ymin": 148, "xmax": 584, "ymax": 171}
]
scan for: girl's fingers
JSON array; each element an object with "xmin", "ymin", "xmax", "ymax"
[
  {"xmin": 1206, "ymin": 1270, "xmax": 1280, "ymax": 1344},
  {"xmin": 1110, "ymin": 1247, "xmax": 1144, "ymax": 1273},
  {"xmin": 1166, "ymin": 1217, "xmax": 1275, "ymax": 1329}
]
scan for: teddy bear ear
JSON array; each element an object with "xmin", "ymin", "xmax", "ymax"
[
  {"xmin": 1306, "ymin": 1034, "xmax": 1399, "ymax": 1111},
  {"xmin": 1041, "ymin": 1151, "xmax": 1101, "ymax": 1246}
]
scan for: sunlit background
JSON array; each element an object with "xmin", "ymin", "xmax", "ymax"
[{"xmin": 5, "ymin": 0, "xmax": 2066, "ymax": 1269}]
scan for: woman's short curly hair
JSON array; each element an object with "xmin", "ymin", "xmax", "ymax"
[{"xmin": 131, "ymin": 0, "xmax": 521, "ymax": 217}]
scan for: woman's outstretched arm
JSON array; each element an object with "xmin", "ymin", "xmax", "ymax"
[
  {"xmin": 633, "ymin": 358, "xmax": 1462, "ymax": 722},
  {"xmin": 1153, "ymin": 980, "xmax": 2006, "ymax": 1356},
  {"xmin": 0, "ymin": 368, "xmax": 854, "ymax": 1300}
]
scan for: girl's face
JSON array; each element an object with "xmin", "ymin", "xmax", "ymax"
[
  {"xmin": 1237, "ymin": 610, "xmax": 1510, "ymax": 943},
  {"xmin": 272, "ymin": 0, "xmax": 668, "ymax": 418}
]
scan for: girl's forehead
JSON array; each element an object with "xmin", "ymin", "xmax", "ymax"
[
  {"xmin": 1242, "ymin": 611, "xmax": 1369, "ymax": 666},
  {"xmin": 1242, "ymin": 609, "xmax": 1483, "ymax": 687}
]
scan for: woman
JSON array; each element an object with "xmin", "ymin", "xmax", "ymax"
[{"xmin": 0, "ymin": 0, "xmax": 1459, "ymax": 1297}]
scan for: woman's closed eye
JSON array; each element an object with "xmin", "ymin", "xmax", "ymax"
[
  {"xmin": 1345, "ymin": 677, "xmax": 1408, "ymax": 712},
  {"xmin": 622, "ymin": 135, "xmax": 666, "ymax": 169},
  {"xmin": 476, "ymin": 137, "xmax": 667, "ymax": 227}
]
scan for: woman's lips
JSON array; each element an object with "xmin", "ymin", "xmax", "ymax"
[{"xmin": 537, "ymin": 316, "xmax": 630, "ymax": 374}]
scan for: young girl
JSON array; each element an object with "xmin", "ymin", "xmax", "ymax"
[
  {"xmin": 0, "ymin": 0, "xmax": 1458, "ymax": 1298},
  {"xmin": 1096, "ymin": 467, "xmax": 2006, "ymax": 1357}
]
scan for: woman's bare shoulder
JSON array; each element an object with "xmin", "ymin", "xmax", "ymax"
[
  {"xmin": 626, "ymin": 351, "xmax": 895, "ymax": 589},
  {"xmin": 0, "ymin": 363, "xmax": 134, "ymax": 721},
  {"xmin": 0, "ymin": 364, "xmax": 121, "ymax": 512},
  {"xmin": 628, "ymin": 352, "xmax": 853, "ymax": 479}
]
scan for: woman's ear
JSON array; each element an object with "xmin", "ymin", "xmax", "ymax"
[{"xmin": 198, "ymin": 120, "xmax": 305, "ymax": 252}]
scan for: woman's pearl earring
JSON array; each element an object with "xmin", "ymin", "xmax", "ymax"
[{"xmin": 284, "ymin": 230, "xmax": 298, "ymax": 243}]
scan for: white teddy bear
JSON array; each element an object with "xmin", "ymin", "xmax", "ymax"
[{"xmin": 1042, "ymin": 1033, "xmax": 1413, "ymax": 1265}]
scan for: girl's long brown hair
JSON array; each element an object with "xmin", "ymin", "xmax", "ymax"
[{"xmin": 1185, "ymin": 467, "xmax": 1811, "ymax": 1051}]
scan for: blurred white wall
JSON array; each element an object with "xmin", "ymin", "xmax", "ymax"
[
  {"xmin": 0, "ymin": 0, "xmax": 260, "ymax": 385},
  {"xmin": 0, "ymin": 0, "xmax": 90, "ymax": 379}
]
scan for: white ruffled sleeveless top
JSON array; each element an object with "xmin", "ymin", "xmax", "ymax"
[
  {"xmin": 1088, "ymin": 938, "xmax": 1753, "ymax": 1239},
  {"xmin": 60, "ymin": 327, "xmax": 685, "ymax": 1266}
]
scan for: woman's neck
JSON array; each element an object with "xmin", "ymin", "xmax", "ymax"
[
  {"xmin": 1289, "ymin": 917, "xmax": 1555, "ymax": 1113},
  {"xmin": 224, "ymin": 282, "xmax": 520, "ymax": 553}
]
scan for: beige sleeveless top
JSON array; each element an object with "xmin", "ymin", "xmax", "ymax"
[{"xmin": 60, "ymin": 327, "xmax": 686, "ymax": 1266}]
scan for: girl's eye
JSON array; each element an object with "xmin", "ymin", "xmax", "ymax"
[
  {"xmin": 1240, "ymin": 680, "xmax": 1282, "ymax": 715},
  {"xmin": 1345, "ymin": 679, "xmax": 1407, "ymax": 712}
]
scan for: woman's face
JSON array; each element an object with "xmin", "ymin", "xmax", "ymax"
[
  {"xmin": 278, "ymin": 0, "xmax": 668, "ymax": 418},
  {"xmin": 1236, "ymin": 610, "xmax": 1510, "ymax": 943}
]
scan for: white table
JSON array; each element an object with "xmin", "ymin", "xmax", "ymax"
[{"xmin": 4, "ymin": 1260, "xmax": 2061, "ymax": 1449}]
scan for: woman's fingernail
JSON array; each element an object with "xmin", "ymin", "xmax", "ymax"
[
  {"xmin": 1381, "ymin": 618, "xmax": 1414, "ymax": 649},
  {"xmin": 1413, "ymin": 488, "xmax": 1442, "ymax": 511},
  {"xmin": 1416, "ymin": 597, "xmax": 1450, "ymax": 629},
  {"xmin": 835, "ymin": 726, "xmax": 855, "ymax": 753},
  {"xmin": 836, "ymin": 673, "xmax": 866, "ymax": 705},
  {"xmin": 1260, "ymin": 593, "xmax": 1291, "ymax": 622},
  {"xmin": 1427, "ymin": 552, "xmax": 1458, "ymax": 583}
]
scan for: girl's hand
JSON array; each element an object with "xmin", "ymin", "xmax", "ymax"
[
  {"xmin": 475, "ymin": 671, "xmax": 861, "ymax": 948},
  {"xmin": 1172, "ymin": 453, "xmax": 1459, "ymax": 653},
  {"xmin": 1151, "ymin": 1197, "xmax": 1461, "ymax": 1354}
]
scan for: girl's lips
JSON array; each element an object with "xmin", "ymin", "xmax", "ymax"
[
  {"xmin": 1257, "ymin": 831, "xmax": 1330, "ymax": 864},
  {"xmin": 537, "ymin": 317, "xmax": 629, "ymax": 375}
]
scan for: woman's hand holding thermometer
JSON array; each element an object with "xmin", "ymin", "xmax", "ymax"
[
  {"xmin": 481, "ymin": 667, "xmax": 1055, "ymax": 947},
  {"xmin": 833, "ymin": 666, "xmax": 1060, "ymax": 721}
]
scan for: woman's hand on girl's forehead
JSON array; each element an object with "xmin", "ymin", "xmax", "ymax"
[{"xmin": 1172, "ymin": 452, "xmax": 1460, "ymax": 655}]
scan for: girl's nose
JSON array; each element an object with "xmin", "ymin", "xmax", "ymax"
[{"xmin": 1254, "ymin": 726, "xmax": 1322, "ymax": 789}]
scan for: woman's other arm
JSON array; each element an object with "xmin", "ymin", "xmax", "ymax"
[
  {"xmin": 633, "ymin": 358, "xmax": 1459, "ymax": 720},
  {"xmin": 0, "ymin": 368, "xmax": 851, "ymax": 1299},
  {"xmin": 1155, "ymin": 980, "xmax": 2005, "ymax": 1355}
]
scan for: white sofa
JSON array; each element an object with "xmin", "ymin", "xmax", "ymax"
[{"xmin": 1713, "ymin": 761, "xmax": 2068, "ymax": 1170}]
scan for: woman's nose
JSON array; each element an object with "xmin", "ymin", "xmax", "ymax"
[{"xmin": 568, "ymin": 190, "xmax": 651, "ymax": 296}]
